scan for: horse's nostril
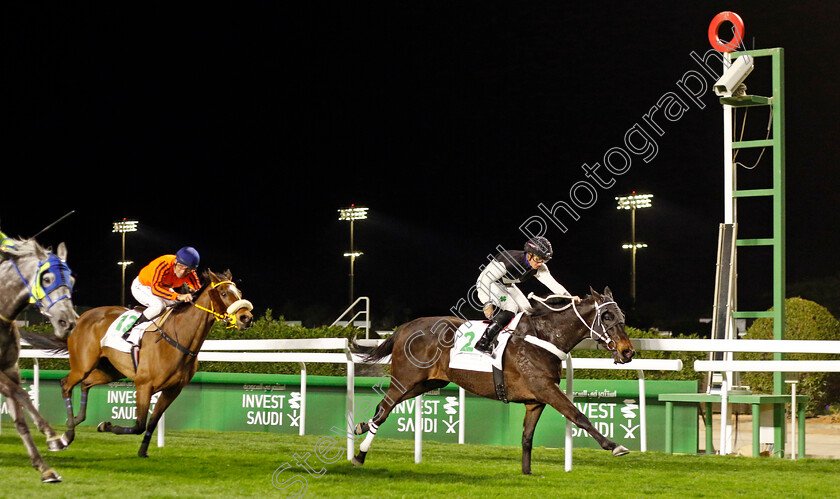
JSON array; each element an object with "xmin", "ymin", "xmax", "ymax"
[{"xmin": 624, "ymin": 349, "xmax": 635, "ymax": 359}]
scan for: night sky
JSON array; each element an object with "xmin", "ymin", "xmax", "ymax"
[{"xmin": 5, "ymin": 2, "xmax": 840, "ymax": 332}]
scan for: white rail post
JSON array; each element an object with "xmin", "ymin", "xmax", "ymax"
[
  {"xmin": 637, "ymin": 369, "xmax": 647, "ymax": 452},
  {"xmin": 299, "ymin": 362, "xmax": 307, "ymax": 436},
  {"xmin": 564, "ymin": 355, "xmax": 573, "ymax": 472},
  {"xmin": 346, "ymin": 346, "xmax": 355, "ymax": 461},
  {"xmin": 415, "ymin": 394, "xmax": 423, "ymax": 463},
  {"xmin": 158, "ymin": 413, "xmax": 165, "ymax": 447},
  {"xmin": 458, "ymin": 387, "xmax": 465, "ymax": 444}
]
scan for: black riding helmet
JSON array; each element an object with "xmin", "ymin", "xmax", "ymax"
[{"xmin": 524, "ymin": 236, "xmax": 553, "ymax": 261}]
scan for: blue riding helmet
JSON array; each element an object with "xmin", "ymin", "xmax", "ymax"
[{"xmin": 176, "ymin": 247, "xmax": 200, "ymax": 269}]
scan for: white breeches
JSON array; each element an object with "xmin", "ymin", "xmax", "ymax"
[
  {"xmin": 130, "ymin": 277, "xmax": 175, "ymax": 319},
  {"xmin": 479, "ymin": 281, "xmax": 532, "ymax": 314}
]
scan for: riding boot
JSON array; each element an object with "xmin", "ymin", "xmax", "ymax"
[
  {"xmin": 130, "ymin": 345, "xmax": 140, "ymax": 372},
  {"xmin": 475, "ymin": 310, "xmax": 515, "ymax": 354},
  {"xmin": 121, "ymin": 312, "xmax": 148, "ymax": 341}
]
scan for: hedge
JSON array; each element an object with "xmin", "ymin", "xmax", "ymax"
[{"xmin": 739, "ymin": 297, "xmax": 840, "ymax": 415}]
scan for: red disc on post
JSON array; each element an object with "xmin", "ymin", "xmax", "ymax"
[{"xmin": 708, "ymin": 11, "xmax": 745, "ymax": 53}]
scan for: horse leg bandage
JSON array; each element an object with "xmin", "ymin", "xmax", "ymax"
[{"xmin": 359, "ymin": 421, "xmax": 378, "ymax": 452}]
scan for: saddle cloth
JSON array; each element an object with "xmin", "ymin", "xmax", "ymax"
[
  {"xmin": 100, "ymin": 309, "xmax": 165, "ymax": 353},
  {"xmin": 448, "ymin": 313, "xmax": 524, "ymax": 373}
]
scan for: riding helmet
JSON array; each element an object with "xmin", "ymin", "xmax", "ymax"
[
  {"xmin": 176, "ymin": 246, "xmax": 200, "ymax": 269},
  {"xmin": 524, "ymin": 236, "xmax": 553, "ymax": 261}
]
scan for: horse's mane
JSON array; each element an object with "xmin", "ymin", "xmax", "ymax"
[{"xmin": 1, "ymin": 238, "xmax": 47, "ymax": 259}]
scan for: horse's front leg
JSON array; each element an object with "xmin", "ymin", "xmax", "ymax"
[
  {"xmin": 61, "ymin": 368, "xmax": 115, "ymax": 446},
  {"xmin": 539, "ymin": 381, "xmax": 629, "ymax": 456},
  {"xmin": 137, "ymin": 386, "xmax": 182, "ymax": 458},
  {"xmin": 97, "ymin": 384, "xmax": 152, "ymax": 438},
  {"xmin": 521, "ymin": 403, "xmax": 545, "ymax": 475},
  {"xmin": 0, "ymin": 371, "xmax": 63, "ymax": 482}
]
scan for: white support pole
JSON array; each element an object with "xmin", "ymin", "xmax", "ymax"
[
  {"xmin": 346, "ymin": 359, "xmax": 354, "ymax": 460},
  {"xmin": 415, "ymin": 394, "xmax": 423, "ymax": 463},
  {"xmin": 459, "ymin": 387, "xmax": 465, "ymax": 445},
  {"xmin": 299, "ymin": 363, "xmax": 307, "ymax": 436},
  {"xmin": 637, "ymin": 370, "xmax": 647, "ymax": 452},
  {"xmin": 719, "ymin": 378, "xmax": 729, "ymax": 455},
  {"xmin": 158, "ymin": 413, "xmax": 165, "ymax": 447},
  {"xmin": 564, "ymin": 356, "xmax": 573, "ymax": 472},
  {"xmin": 33, "ymin": 358, "xmax": 40, "ymax": 410}
]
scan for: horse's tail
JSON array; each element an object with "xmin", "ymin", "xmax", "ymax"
[
  {"xmin": 19, "ymin": 329, "xmax": 69, "ymax": 355},
  {"xmin": 351, "ymin": 333, "xmax": 396, "ymax": 363}
]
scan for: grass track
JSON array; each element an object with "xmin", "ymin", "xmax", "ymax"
[{"xmin": 1, "ymin": 423, "xmax": 838, "ymax": 498}]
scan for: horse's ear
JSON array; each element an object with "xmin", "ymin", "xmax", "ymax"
[
  {"xmin": 57, "ymin": 242, "xmax": 68, "ymax": 261},
  {"xmin": 590, "ymin": 286, "xmax": 600, "ymax": 299},
  {"xmin": 603, "ymin": 286, "xmax": 612, "ymax": 298}
]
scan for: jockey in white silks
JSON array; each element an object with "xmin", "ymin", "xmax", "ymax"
[{"xmin": 474, "ymin": 236, "xmax": 579, "ymax": 354}]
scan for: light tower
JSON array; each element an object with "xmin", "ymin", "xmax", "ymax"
[
  {"xmin": 112, "ymin": 218, "xmax": 138, "ymax": 306},
  {"xmin": 616, "ymin": 193, "xmax": 652, "ymax": 304},
  {"xmin": 338, "ymin": 205, "xmax": 368, "ymax": 306}
]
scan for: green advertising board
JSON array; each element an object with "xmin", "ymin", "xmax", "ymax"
[{"xmin": 8, "ymin": 371, "xmax": 697, "ymax": 454}]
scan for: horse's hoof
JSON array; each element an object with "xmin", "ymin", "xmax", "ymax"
[
  {"xmin": 41, "ymin": 469, "xmax": 62, "ymax": 483},
  {"xmin": 138, "ymin": 452, "xmax": 148, "ymax": 458},
  {"xmin": 97, "ymin": 421, "xmax": 111, "ymax": 433},
  {"xmin": 612, "ymin": 445, "xmax": 630, "ymax": 457},
  {"xmin": 47, "ymin": 435, "xmax": 66, "ymax": 452},
  {"xmin": 351, "ymin": 453, "xmax": 366, "ymax": 466},
  {"xmin": 60, "ymin": 433, "xmax": 73, "ymax": 447},
  {"xmin": 354, "ymin": 422, "xmax": 368, "ymax": 435}
]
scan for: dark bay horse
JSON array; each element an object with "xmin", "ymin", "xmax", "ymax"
[
  {"xmin": 23, "ymin": 269, "xmax": 253, "ymax": 458},
  {"xmin": 0, "ymin": 238, "xmax": 76, "ymax": 483},
  {"xmin": 351, "ymin": 287, "xmax": 635, "ymax": 474}
]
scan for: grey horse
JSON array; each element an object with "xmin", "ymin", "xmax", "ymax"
[{"xmin": 0, "ymin": 238, "xmax": 77, "ymax": 483}]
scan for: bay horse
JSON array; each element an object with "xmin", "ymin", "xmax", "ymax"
[
  {"xmin": 351, "ymin": 287, "xmax": 635, "ymax": 474},
  {"xmin": 0, "ymin": 238, "xmax": 76, "ymax": 483},
  {"xmin": 22, "ymin": 269, "xmax": 253, "ymax": 458}
]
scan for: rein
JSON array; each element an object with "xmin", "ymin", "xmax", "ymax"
[
  {"xmin": 155, "ymin": 280, "xmax": 253, "ymax": 357},
  {"xmin": 529, "ymin": 293, "xmax": 620, "ymax": 352},
  {"xmin": 571, "ymin": 299, "xmax": 619, "ymax": 351},
  {"xmin": 191, "ymin": 280, "xmax": 253, "ymax": 327}
]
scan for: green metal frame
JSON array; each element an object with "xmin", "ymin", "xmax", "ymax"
[{"xmin": 722, "ymin": 47, "xmax": 787, "ymax": 456}]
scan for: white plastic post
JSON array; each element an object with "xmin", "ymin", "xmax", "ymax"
[
  {"xmin": 300, "ymin": 363, "xmax": 307, "ymax": 436},
  {"xmin": 637, "ymin": 370, "xmax": 647, "ymax": 452},
  {"xmin": 565, "ymin": 356, "xmax": 573, "ymax": 472},
  {"xmin": 157, "ymin": 413, "xmax": 165, "ymax": 447},
  {"xmin": 415, "ymin": 394, "xmax": 423, "ymax": 463},
  {"xmin": 459, "ymin": 387, "xmax": 465, "ymax": 444}
]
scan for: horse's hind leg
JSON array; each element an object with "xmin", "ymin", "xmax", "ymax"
[
  {"xmin": 521, "ymin": 403, "xmax": 546, "ymax": 475},
  {"xmin": 352, "ymin": 378, "xmax": 446, "ymax": 466},
  {"xmin": 98, "ymin": 383, "xmax": 151, "ymax": 438},
  {"xmin": 137, "ymin": 386, "xmax": 182, "ymax": 458}
]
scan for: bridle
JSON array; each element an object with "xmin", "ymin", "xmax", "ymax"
[
  {"xmin": 192, "ymin": 279, "xmax": 253, "ymax": 328},
  {"xmin": 529, "ymin": 293, "xmax": 625, "ymax": 353},
  {"xmin": 155, "ymin": 279, "xmax": 253, "ymax": 357},
  {"xmin": 4, "ymin": 253, "xmax": 74, "ymax": 322},
  {"xmin": 572, "ymin": 299, "xmax": 624, "ymax": 352}
]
